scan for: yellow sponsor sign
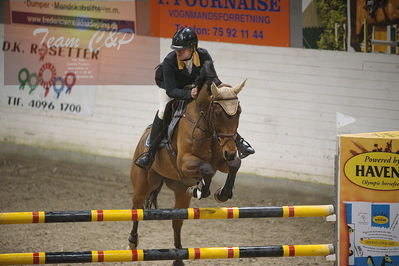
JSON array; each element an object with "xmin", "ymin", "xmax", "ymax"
[
  {"xmin": 338, "ymin": 131, "xmax": 399, "ymax": 266},
  {"xmin": 344, "ymin": 152, "xmax": 399, "ymax": 191},
  {"xmin": 359, "ymin": 239, "xmax": 399, "ymax": 247}
]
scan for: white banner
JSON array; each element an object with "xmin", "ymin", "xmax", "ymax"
[
  {"xmin": 345, "ymin": 202, "xmax": 399, "ymax": 266},
  {"xmin": 0, "ymin": 84, "xmax": 96, "ymax": 115}
]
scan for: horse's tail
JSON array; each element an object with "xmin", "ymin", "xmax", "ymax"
[{"xmin": 144, "ymin": 179, "xmax": 164, "ymax": 209}]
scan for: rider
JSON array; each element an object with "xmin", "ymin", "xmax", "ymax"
[{"xmin": 135, "ymin": 27, "xmax": 255, "ymax": 170}]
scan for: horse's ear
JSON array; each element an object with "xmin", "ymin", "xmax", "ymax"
[
  {"xmin": 233, "ymin": 79, "xmax": 247, "ymax": 95},
  {"xmin": 211, "ymin": 82, "xmax": 220, "ymax": 97}
]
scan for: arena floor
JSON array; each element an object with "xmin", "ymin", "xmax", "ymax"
[{"xmin": 0, "ymin": 154, "xmax": 335, "ymax": 265}]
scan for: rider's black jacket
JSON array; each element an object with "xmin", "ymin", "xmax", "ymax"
[{"xmin": 161, "ymin": 48, "xmax": 222, "ymax": 100}]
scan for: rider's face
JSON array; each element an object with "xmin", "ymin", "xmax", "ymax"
[{"xmin": 176, "ymin": 48, "xmax": 193, "ymax": 61}]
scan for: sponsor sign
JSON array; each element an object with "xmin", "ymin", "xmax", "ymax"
[
  {"xmin": 345, "ymin": 202, "xmax": 399, "ymax": 265},
  {"xmin": 2, "ymin": 1, "xmax": 159, "ymax": 115},
  {"xmin": 150, "ymin": 0, "xmax": 290, "ymax": 46},
  {"xmin": 338, "ymin": 131, "xmax": 399, "ymax": 266}
]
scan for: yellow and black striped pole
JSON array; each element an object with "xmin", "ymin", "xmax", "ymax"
[
  {"xmin": 0, "ymin": 244, "xmax": 334, "ymax": 265},
  {"xmin": 0, "ymin": 205, "xmax": 334, "ymax": 224}
]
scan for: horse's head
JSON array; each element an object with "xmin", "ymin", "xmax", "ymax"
[
  {"xmin": 208, "ymin": 80, "xmax": 246, "ymax": 161},
  {"xmin": 384, "ymin": 255, "xmax": 393, "ymax": 263}
]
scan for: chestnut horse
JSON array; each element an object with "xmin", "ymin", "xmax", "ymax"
[
  {"xmin": 350, "ymin": 0, "xmax": 399, "ymax": 51},
  {"xmin": 129, "ymin": 64, "xmax": 246, "ymax": 265}
]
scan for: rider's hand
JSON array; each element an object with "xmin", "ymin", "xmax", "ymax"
[{"xmin": 191, "ymin": 87, "xmax": 198, "ymax": 98}]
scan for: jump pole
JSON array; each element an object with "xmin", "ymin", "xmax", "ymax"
[
  {"xmin": 0, "ymin": 205, "xmax": 335, "ymax": 224},
  {"xmin": 0, "ymin": 244, "xmax": 334, "ymax": 265}
]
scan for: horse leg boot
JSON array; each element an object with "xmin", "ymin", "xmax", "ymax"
[
  {"xmin": 129, "ymin": 221, "xmax": 139, "ymax": 249},
  {"xmin": 214, "ymin": 156, "xmax": 241, "ymax": 202},
  {"xmin": 135, "ymin": 112, "xmax": 164, "ymax": 170},
  {"xmin": 186, "ymin": 176, "xmax": 212, "ymax": 199},
  {"xmin": 236, "ymin": 133, "xmax": 255, "ymax": 159}
]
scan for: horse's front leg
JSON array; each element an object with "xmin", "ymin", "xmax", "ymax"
[
  {"xmin": 179, "ymin": 153, "xmax": 215, "ymax": 199},
  {"xmin": 164, "ymin": 179, "xmax": 192, "ymax": 266},
  {"xmin": 214, "ymin": 156, "xmax": 241, "ymax": 202}
]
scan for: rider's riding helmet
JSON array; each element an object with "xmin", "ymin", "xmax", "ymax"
[{"xmin": 170, "ymin": 27, "xmax": 198, "ymax": 50}]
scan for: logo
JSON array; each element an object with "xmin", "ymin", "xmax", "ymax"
[
  {"xmin": 372, "ymin": 215, "xmax": 389, "ymax": 225},
  {"xmin": 344, "ymin": 152, "xmax": 399, "ymax": 191}
]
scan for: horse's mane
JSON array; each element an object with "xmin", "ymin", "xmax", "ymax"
[{"xmin": 195, "ymin": 60, "xmax": 218, "ymax": 94}]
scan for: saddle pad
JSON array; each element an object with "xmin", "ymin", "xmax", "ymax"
[
  {"xmin": 144, "ymin": 100, "xmax": 186, "ymax": 150},
  {"xmin": 167, "ymin": 100, "xmax": 186, "ymax": 143}
]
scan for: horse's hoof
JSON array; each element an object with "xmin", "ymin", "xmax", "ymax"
[
  {"xmin": 214, "ymin": 187, "xmax": 231, "ymax": 202},
  {"xmin": 173, "ymin": 259, "xmax": 185, "ymax": 266},
  {"xmin": 128, "ymin": 234, "xmax": 138, "ymax": 249},
  {"xmin": 201, "ymin": 189, "xmax": 210, "ymax": 199}
]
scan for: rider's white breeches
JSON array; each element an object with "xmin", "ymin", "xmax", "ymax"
[{"xmin": 158, "ymin": 88, "xmax": 173, "ymax": 119}]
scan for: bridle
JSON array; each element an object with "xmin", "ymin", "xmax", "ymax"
[
  {"xmin": 187, "ymin": 95, "xmax": 239, "ymax": 148},
  {"xmin": 211, "ymin": 96, "xmax": 239, "ymax": 147}
]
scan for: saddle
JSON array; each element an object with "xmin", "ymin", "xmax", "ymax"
[{"xmin": 145, "ymin": 99, "xmax": 187, "ymax": 159}]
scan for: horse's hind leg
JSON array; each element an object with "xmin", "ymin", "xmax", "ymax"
[
  {"xmin": 165, "ymin": 179, "xmax": 192, "ymax": 266},
  {"xmin": 129, "ymin": 166, "xmax": 163, "ymax": 249}
]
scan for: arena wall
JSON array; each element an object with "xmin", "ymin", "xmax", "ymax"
[{"xmin": 1, "ymin": 31, "xmax": 398, "ymax": 185}]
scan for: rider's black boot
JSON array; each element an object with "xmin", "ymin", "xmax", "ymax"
[
  {"xmin": 135, "ymin": 112, "xmax": 164, "ymax": 170},
  {"xmin": 236, "ymin": 133, "xmax": 255, "ymax": 159}
]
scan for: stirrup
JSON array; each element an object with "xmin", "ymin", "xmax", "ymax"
[
  {"xmin": 237, "ymin": 138, "xmax": 255, "ymax": 159},
  {"xmin": 135, "ymin": 152, "xmax": 154, "ymax": 170}
]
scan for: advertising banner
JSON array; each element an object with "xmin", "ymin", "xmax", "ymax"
[
  {"xmin": 151, "ymin": 0, "xmax": 290, "ymax": 46},
  {"xmin": 345, "ymin": 202, "xmax": 399, "ymax": 265},
  {"xmin": 2, "ymin": 0, "xmax": 159, "ymax": 115},
  {"xmin": 338, "ymin": 131, "xmax": 399, "ymax": 265}
]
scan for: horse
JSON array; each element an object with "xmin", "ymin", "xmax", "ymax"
[
  {"xmin": 128, "ymin": 63, "xmax": 246, "ymax": 265},
  {"xmin": 350, "ymin": 0, "xmax": 399, "ymax": 51}
]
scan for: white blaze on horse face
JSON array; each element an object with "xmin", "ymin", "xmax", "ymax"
[
  {"xmin": 233, "ymin": 79, "xmax": 247, "ymax": 95},
  {"xmin": 211, "ymin": 82, "xmax": 220, "ymax": 97}
]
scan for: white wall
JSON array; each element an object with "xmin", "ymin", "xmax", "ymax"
[{"xmin": 1, "ymin": 35, "xmax": 399, "ymax": 185}]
